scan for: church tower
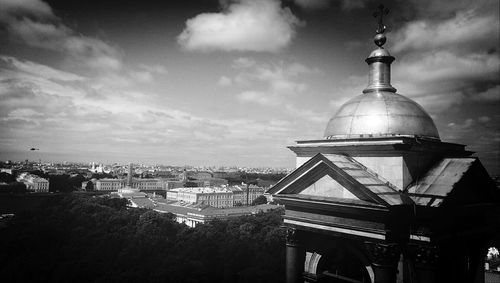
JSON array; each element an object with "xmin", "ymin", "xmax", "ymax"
[{"xmin": 268, "ymin": 6, "xmax": 500, "ymax": 283}]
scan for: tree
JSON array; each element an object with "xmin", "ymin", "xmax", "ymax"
[
  {"xmin": 0, "ymin": 195, "xmax": 285, "ymax": 283},
  {"xmin": 251, "ymin": 195, "xmax": 267, "ymax": 206},
  {"xmin": 69, "ymin": 174, "xmax": 86, "ymax": 190},
  {"xmin": 0, "ymin": 182, "xmax": 26, "ymax": 193},
  {"xmin": 0, "ymin": 172, "xmax": 15, "ymax": 183},
  {"xmin": 85, "ymin": 181, "xmax": 94, "ymax": 191}
]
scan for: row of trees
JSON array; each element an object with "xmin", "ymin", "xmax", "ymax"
[
  {"xmin": 0, "ymin": 195, "xmax": 285, "ymax": 283},
  {"xmin": 0, "ymin": 171, "xmax": 88, "ymax": 193}
]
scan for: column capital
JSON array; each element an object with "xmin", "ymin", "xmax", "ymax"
[
  {"xmin": 286, "ymin": 227, "xmax": 299, "ymax": 246},
  {"xmin": 365, "ymin": 242, "xmax": 401, "ymax": 268},
  {"xmin": 407, "ymin": 244, "xmax": 439, "ymax": 269}
]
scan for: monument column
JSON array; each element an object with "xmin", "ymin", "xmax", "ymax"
[
  {"xmin": 286, "ymin": 227, "xmax": 304, "ymax": 283},
  {"xmin": 365, "ymin": 242, "xmax": 401, "ymax": 283}
]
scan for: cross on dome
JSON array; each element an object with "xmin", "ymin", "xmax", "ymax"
[{"xmin": 373, "ymin": 4, "xmax": 389, "ymax": 34}]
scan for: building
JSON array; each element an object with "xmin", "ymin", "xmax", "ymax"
[
  {"xmin": 245, "ymin": 184, "xmax": 267, "ymax": 205},
  {"xmin": 95, "ymin": 178, "xmax": 125, "ymax": 191},
  {"xmin": 93, "ymin": 163, "xmax": 206, "ymax": 192},
  {"xmin": 94, "ymin": 163, "xmax": 167, "ymax": 191},
  {"xmin": 16, "ymin": 172, "xmax": 49, "ymax": 192},
  {"xmin": 154, "ymin": 201, "xmax": 277, "ymax": 228},
  {"xmin": 268, "ymin": 10, "xmax": 500, "ymax": 283},
  {"xmin": 166, "ymin": 185, "xmax": 266, "ymax": 208},
  {"xmin": 119, "ymin": 195, "xmax": 277, "ymax": 228},
  {"xmin": 167, "ymin": 187, "xmax": 235, "ymax": 208}
]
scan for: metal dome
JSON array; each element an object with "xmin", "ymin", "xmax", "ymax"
[{"xmin": 324, "ymin": 91, "xmax": 440, "ymax": 140}]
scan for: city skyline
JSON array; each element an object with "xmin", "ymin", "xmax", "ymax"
[{"xmin": 0, "ymin": 0, "xmax": 499, "ymax": 174}]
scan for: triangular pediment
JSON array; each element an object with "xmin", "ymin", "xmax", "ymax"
[
  {"xmin": 300, "ymin": 174, "xmax": 358, "ymax": 200},
  {"xmin": 268, "ymin": 153, "xmax": 404, "ymax": 206}
]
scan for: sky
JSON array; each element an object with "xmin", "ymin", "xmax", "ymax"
[{"xmin": 0, "ymin": 0, "xmax": 499, "ymax": 174}]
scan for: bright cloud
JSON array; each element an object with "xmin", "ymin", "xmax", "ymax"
[{"xmin": 177, "ymin": 0, "xmax": 302, "ymax": 52}]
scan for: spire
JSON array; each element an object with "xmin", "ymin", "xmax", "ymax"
[{"xmin": 363, "ymin": 4, "xmax": 397, "ymax": 94}]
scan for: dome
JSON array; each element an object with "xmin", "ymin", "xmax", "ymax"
[{"xmin": 324, "ymin": 91, "xmax": 440, "ymax": 140}]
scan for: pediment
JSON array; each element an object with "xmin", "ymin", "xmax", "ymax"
[
  {"xmin": 268, "ymin": 153, "xmax": 402, "ymax": 206},
  {"xmin": 300, "ymin": 174, "xmax": 358, "ymax": 200}
]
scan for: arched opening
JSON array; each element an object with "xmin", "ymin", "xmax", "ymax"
[{"xmin": 312, "ymin": 242, "xmax": 372, "ymax": 283}]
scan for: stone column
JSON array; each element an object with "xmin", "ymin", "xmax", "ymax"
[
  {"xmin": 407, "ymin": 244, "xmax": 439, "ymax": 283},
  {"xmin": 365, "ymin": 242, "xmax": 401, "ymax": 283},
  {"xmin": 286, "ymin": 228, "xmax": 304, "ymax": 283}
]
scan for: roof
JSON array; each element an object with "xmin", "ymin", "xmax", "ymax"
[
  {"xmin": 271, "ymin": 153, "xmax": 497, "ymax": 209},
  {"xmin": 269, "ymin": 153, "xmax": 405, "ymax": 206},
  {"xmin": 324, "ymin": 92, "xmax": 440, "ymax": 141},
  {"xmin": 406, "ymin": 158, "xmax": 478, "ymax": 207}
]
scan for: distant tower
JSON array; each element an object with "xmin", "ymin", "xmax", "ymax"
[{"xmin": 127, "ymin": 163, "xmax": 133, "ymax": 187}]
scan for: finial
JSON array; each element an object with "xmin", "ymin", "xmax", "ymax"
[
  {"xmin": 372, "ymin": 4, "xmax": 390, "ymax": 47},
  {"xmin": 364, "ymin": 4, "xmax": 396, "ymax": 94}
]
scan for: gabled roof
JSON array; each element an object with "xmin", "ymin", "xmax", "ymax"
[
  {"xmin": 406, "ymin": 157, "xmax": 498, "ymax": 207},
  {"xmin": 268, "ymin": 153, "xmax": 406, "ymax": 206}
]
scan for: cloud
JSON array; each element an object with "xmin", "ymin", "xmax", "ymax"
[
  {"xmin": 0, "ymin": 0, "xmax": 123, "ymax": 71},
  {"xmin": 392, "ymin": 8, "xmax": 499, "ymax": 53},
  {"xmin": 4, "ymin": 108, "xmax": 44, "ymax": 123},
  {"xmin": 232, "ymin": 60, "xmax": 315, "ymax": 106},
  {"xmin": 478, "ymin": 116, "xmax": 491, "ymax": 123},
  {"xmin": 0, "ymin": 55, "xmax": 84, "ymax": 82},
  {"xmin": 236, "ymin": 90, "xmax": 279, "ymax": 106},
  {"xmin": 293, "ymin": 0, "xmax": 329, "ymax": 10},
  {"xmin": 0, "ymin": 55, "xmax": 301, "ymax": 167},
  {"xmin": 395, "ymin": 51, "xmax": 499, "ymax": 84},
  {"xmin": 177, "ymin": 0, "xmax": 303, "ymax": 52},
  {"xmin": 293, "ymin": 0, "xmax": 366, "ymax": 11},
  {"xmin": 447, "ymin": 118, "xmax": 475, "ymax": 131},
  {"xmin": 472, "ymin": 85, "xmax": 500, "ymax": 102},
  {"xmin": 284, "ymin": 104, "xmax": 329, "ymax": 124},
  {"xmin": 0, "ymin": 0, "xmax": 53, "ymax": 18},
  {"xmin": 383, "ymin": 0, "xmax": 500, "ymax": 116},
  {"xmin": 127, "ymin": 65, "xmax": 167, "ymax": 84},
  {"xmin": 0, "ymin": 56, "xmax": 86, "ymax": 99},
  {"xmin": 138, "ymin": 64, "xmax": 167, "ymax": 75},
  {"xmin": 340, "ymin": 0, "xmax": 366, "ymax": 11},
  {"xmin": 444, "ymin": 116, "xmax": 499, "ymax": 146},
  {"xmin": 217, "ymin": 76, "xmax": 232, "ymax": 87},
  {"xmin": 232, "ymin": 57, "xmax": 256, "ymax": 68}
]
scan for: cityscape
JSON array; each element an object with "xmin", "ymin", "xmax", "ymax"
[{"xmin": 1, "ymin": 0, "xmax": 499, "ymax": 283}]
